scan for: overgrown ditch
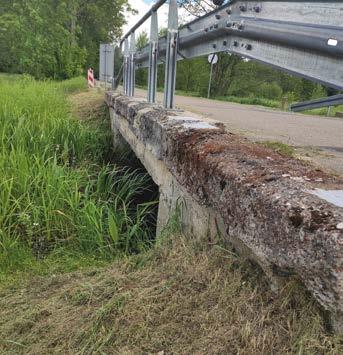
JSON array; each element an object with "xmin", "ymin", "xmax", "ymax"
[
  {"xmin": 85, "ymin": 90, "xmax": 160, "ymax": 254},
  {"xmin": 0, "ymin": 76, "xmax": 159, "ymax": 280}
]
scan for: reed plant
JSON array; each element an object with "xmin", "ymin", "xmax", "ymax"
[{"xmin": 0, "ymin": 75, "xmax": 156, "ymax": 277}]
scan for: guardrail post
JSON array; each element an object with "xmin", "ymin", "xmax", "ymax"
[
  {"xmin": 148, "ymin": 11, "xmax": 159, "ymax": 103},
  {"xmin": 128, "ymin": 32, "xmax": 136, "ymax": 97},
  {"xmin": 123, "ymin": 39, "xmax": 129, "ymax": 95},
  {"xmin": 163, "ymin": 0, "xmax": 178, "ymax": 109}
]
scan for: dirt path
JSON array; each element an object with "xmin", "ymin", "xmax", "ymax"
[{"xmin": 132, "ymin": 88, "xmax": 343, "ymax": 176}]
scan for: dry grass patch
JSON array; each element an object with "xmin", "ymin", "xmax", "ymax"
[
  {"xmin": 1, "ymin": 235, "xmax": 342, "ymax": 354},
  {"xmin": 68, "ymin": 88, "xmax": 107, "ymax": 122}
]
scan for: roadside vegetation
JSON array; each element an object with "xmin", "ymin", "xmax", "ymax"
[
  {"xmin": 1, "ymin": 0, "xmax": 342, "ymax": 352},
  {"xmin": 0, "ymin": 75, "xmax": 157, "ymax": 283},
  {"xmin": 261, "ymin": 141, "xmax": 296, "ymax": 158},
  {"xmin": 0, "ymin": 0, "xmax": 131, "ymax": 79},
  {"xmin": 0, "ymin": 74, "xmax": 342, "ymax": 354},
  {"xmin": 1, "ymin": 233, "xmax": 343, "ymax": 354}
]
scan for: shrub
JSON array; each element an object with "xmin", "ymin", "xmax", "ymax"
[{"xmin": 257, "ymin": 82, "xmax": 283, "ymax": 100}]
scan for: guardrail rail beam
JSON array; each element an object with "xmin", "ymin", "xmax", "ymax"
[
  {"xmin": 119, "ymin": 0, "xmax": 343, "ymax": 107},
  {"xmin": 134, "ymin": 1, "xmax": 343, "ymax": 91},
  {"xmin": 291, "ymin": 94, "xmax": 343, "ymax": 112}
]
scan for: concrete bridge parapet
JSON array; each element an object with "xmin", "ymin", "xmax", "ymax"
[{"xmin": 105, "ymin": 91, "xmax": 343, "ymax": 332}]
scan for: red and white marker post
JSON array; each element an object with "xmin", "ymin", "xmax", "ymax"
[{"xmin": 87, "ymin": 68, "xmax": 95, "ymax": 88}]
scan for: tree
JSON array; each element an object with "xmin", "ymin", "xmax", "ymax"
[
  {"xmin": 211, "ymin": 53, "xmax": 241, "ymax": 97},
  {"xmin": 76, "ymin": 0, "xmax": 132, "ymax": 74},
  {"xmin": 136, "ymin": 31, "xmax": 148, "ymax": 50},
  {"xmin": 0, "ymin": 0, "xmax": 131, "ymax": 79},
  {"xmin": 135, "ymin": 31, "xmax": 149, "ymax": 85}
]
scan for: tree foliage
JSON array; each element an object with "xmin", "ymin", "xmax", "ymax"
[
  {"xmin": 0, "ymin": 0, "xmax": 130, "ymax": 79},
  {"xmin": 136, "ymin": 31, "xmax": 148, "ymax": 50}
]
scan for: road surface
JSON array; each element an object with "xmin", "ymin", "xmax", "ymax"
[{"xmin": 130, "ymin": 88, "xmax": 343, "ymax": 176}]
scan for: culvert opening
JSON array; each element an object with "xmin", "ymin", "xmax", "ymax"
[
  {"xmin": 108, "ymin": 140, "xmax": 160, "ymax": 254},
  {"xmin": 78, "ymin": 99, "xmax": 161, "ymax": 257}
]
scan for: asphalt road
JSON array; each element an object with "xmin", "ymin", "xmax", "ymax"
[{"xmin": 131, "ymin": 88, "xmax": 343, "ymax": 176}]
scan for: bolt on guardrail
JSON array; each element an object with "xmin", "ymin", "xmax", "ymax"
[{"xmin": 119, "ymin": 0, "xmax": 343, "ymax": 110}]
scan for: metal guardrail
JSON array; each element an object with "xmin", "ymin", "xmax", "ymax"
[
  {"xmin": 291, "ymin": 94, "xmax": 343, "ymax": 112},
  {"xmin": 121, "ymin": 0, "xmax": 343, "ymax": 109},
  {"xmin": 120, "ymin": 0, "xmax": 168, "ymax": 47}
]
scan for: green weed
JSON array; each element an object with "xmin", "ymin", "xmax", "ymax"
[
  {"xmin": 0, "ymin": 77, "xmax": 156, "ymax": 280},
  {"xmin": 261, "ymin": 141, "xmax": 296, "ymax": 157},
  {"xmin": 215, "ymin": 95, "xmax": 281, "ymax": 108}
]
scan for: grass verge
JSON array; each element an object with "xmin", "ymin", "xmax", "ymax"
[
  {"xmin": 260, "ymin": 141, "xmax": 296, "ymax": 157},
  {"xmin": 0, "ymin": 234, "xmax": 342, "ymax": 354}
]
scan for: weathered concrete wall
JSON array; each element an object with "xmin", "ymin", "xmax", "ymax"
[{"xmin": 105, "ymin": 92, "xmax": 343, "ymax": 332}]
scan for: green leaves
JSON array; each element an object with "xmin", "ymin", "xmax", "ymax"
[
  {"xmin": 0, "ymin": 76, "xmax": 158, "ymax": 273},
  {"xmin": 108, "ymin": 212, "xmax": 119, "ymax": 246},
  {"xmin": 0, "ymin": 0, "xmax": 130, "ymax": 79}
]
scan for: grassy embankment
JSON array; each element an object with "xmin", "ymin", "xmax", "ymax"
[
  {"xmin": 0, "ymin": 74, "xmax": 156, "ymax": 283},
  {"xmin": 1, "ymin": 233, "xmax": 343, "ymax": 354},
  {"xmin": 1, "ymin": 75, "xmax": 343, "ymax": 354}
]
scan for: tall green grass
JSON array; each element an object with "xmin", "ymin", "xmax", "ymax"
[{"xmin": 0, "ymin": 76, "xmax": 156, "ymax": 278}]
